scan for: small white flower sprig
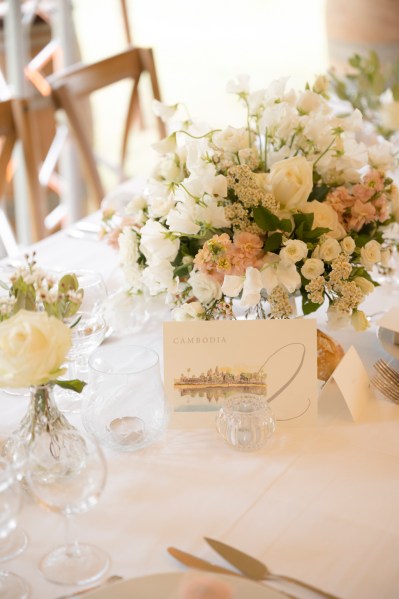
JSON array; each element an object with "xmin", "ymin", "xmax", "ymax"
[{"xmin": 0, "ymin": 253, "xmax": 84, "ymax": 323}]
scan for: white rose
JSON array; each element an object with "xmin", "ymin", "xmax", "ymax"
[
  {"xmin": 351, "ymin": 310, "xmax": 369, "ymax": 332},
  {"xmin": 354, "ymin": 276, "xmax": 374, "ymax": 295},
  {"xmin": 301, "ymin": 258, "xmax": 325, "ymax": 280},
  {"xmin": 221, "ymin": 275, "xmax": 244, "ymax": 298},
  {"xmin": 280, "ymin": 239, "xmax": 308, "ymax": 263},
  {"xmin": 212, "ymin": 127, "xmax": 249, "ymax": 153},
  {"xmin": 172, "ymin": 302, "xmax": 205, "ymax": 321},
  {"xmin": 319, "ymin": 238, "xmax": 341, "ymax": 262},
  {"xmin": 189, "ymin": 272, "xmax": 222, "ymax": 305},
  {"xmin": 360, "ymin": 240, "xmax": 381, "ymax": 269},
  {"xmin": 270, "ymin": 156, "xmax": 313, "ymax": 211},
  {"xmin": 140, "ymin": 220, "xmax": 180, "ymax": 263},
  {"xmin": 241, "ymin": 267, "xmax": 263, "ymax": 307},
  {"xmin": 302, "ymin": 200, "xmax": 345, "ymax": 239},
  {"xmin": 340, "ymin": 236, "xmax": 356, "ymax": 255},
  {"xmin": 0, "ymin": 310, "xmax": 72, "ymax": 387}
]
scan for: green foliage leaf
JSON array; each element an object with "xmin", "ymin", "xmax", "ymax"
[
  {"xmin": 253, "ymin": 207, "xmax": 292, "ymax": 233},
  {"xmin": 263, "ymin": 232, "xmax": 283, "ymax": 252},
  {"xmin": 301, "ymin": 291, "xmax": 321, "ymax": 316},
  {"xmin": 308, "ymin": 184, "xmax": 330, "ymax": 202},
  {"xmin": 55, "ymin": 379, "xmax": 87, "ymax": 393}
]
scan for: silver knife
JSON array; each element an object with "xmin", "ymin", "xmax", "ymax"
[{"xmin": 205, "ymin": 538, "xmax": 342, "ymax": 599}]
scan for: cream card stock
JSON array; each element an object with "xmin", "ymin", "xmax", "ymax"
[
  {"xmin": 319, "ymin": 346, "xmax": 374, "ymax": 421},
  {"xmin": 164, "ymin": 319, "xmax": 317, "ymax": 427}
]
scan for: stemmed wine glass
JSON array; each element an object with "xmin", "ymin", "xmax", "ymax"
[
  {"xmin": 55, "ymin": 312, "xmax": 107, "ymax": 413},
  {"xmin": 26, "ymin": 429, "xmax": 109, "ymax": 585},
  {"xmin": 0, "ymin": 459, "xmax": 29, "ymax": 598}
]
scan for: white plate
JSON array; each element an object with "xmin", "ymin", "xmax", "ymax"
[
  {"xmin": 86, "ymin": 572, "xmax": 287, "ymax": 599},
  {"xmin": 377, "ymin": 326, "xmax": 399, "ymax": 361}
]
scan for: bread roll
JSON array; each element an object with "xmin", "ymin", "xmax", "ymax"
[{"xmin": 317, "ymin": 329, "xmax": 344, "ymax": 381}]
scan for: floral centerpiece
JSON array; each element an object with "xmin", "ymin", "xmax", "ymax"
[{"xmin": 103, "ymin": 75, "xmax": 399, "ymax": 330}]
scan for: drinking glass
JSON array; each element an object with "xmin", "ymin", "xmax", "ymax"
[
  {"xmin": 216, "ymin": 394, "xmax": 275, "ymax": 451},
  {"xmin": 72, "ymin": 270, "xmax": 108, "ymax": 313},
  {"xmin": 56, "ymin": 312, "xmax": 107, "ymax": 413},
  {"xmin": 26, "ymin": 429, "xmax": 109, "ymax": 586},
  {"xmin": 0, "ymin": 459, "xmax": 29, "ymax": 598},
  {"xmin": 83, "ymin": 343, "xmax": 169, "ymax": 452}
]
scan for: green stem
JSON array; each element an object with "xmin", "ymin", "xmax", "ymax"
[
  {"xmin": 264, "ymin": 128, "xmax": 268, "ymax": 172},
  {"xmin": 174, "ymin": 129, "xmax": 221, "ymax": 140},
  {"xmin": 313, "ymin": 136, "xmax": 337, "ymax": 168}
]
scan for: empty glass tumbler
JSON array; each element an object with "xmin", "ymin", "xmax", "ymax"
[
  {"xmin": 216, "ymin": 394, "xmax": 275, "ymax": 451},
  {"xmin": 83, "ymin": 344, "xmax": 168, "ymax": 452}
]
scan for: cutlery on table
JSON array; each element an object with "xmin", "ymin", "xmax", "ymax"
[
  {"xmin": 56, "ymin": 574, "xmax": 123, "ymax": 599},
  {"xmin": 168, "ymin": 547, "xmax": 298, "ymax": 599},
  {"xmin": 204, "ymin": 537, "xmax": 341, "ymax": 599},
  {"xmin": 371, "ymin": 359, "xmax": 399, "ymax": 403}
]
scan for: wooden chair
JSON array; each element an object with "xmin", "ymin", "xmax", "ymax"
[{"xmin": 48, "ymin": 47, "xmax": 166, "ymax": 207}]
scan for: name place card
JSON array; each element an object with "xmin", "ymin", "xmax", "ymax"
[{"xmin": 163, "ymin": 319, "xmax": 317, "ymax": 427}]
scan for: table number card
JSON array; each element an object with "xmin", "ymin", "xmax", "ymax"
[
  {"xmin": 163, "ymin": 319, "xmax": 317, "ymax": 427},
  {"xmin": 319, "ymin": 345, "xmax": 374, "ymax": 421}
]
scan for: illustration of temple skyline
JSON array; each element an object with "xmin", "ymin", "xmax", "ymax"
[{"xmin": 174, "ymin": 365, "xmax": 267, "ymax": 395}]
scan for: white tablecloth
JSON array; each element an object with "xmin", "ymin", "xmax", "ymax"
[{"xmin": 2, "ymin": 223, "xmax": 399, "ymax": 599}]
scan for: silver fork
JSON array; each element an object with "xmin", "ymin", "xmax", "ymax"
[{"xmin": 374, "ymin": 359, "xmax": 399, "ymax": 385}]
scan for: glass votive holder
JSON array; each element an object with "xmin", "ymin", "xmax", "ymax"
[
  {"xmin": 82, "ymin": 343, "xmax": 169, "ymax": 452},
  {"xmin": 215, "ymin": 394, "xmax": 275, "ymax": 452}
]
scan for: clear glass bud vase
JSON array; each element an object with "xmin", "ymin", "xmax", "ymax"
[{"xmin": 2, "ymin": 384, "xmax": 77, "ymax": 477}]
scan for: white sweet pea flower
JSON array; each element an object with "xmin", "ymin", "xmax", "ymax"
[
  {"xmin": 212, "ymin": 127, "xmax": 249, "ymax": 153},
  {"xmin": 140, "ymin": 220, "xmax": 180, "ymax": 263},
  {"xmin": 197, "ymin": 198, "xmax": 230, "ymax": 229},
  {"xmin": 155, "ymin": 155, "xmax": 185, "ymax": 183},
  {"xmin": 119, "ymin": 227, "xmax": 139, "ymax": 266},
  {"xmin": 221, "ymin": 274, "xmax": 244, "ymax": 297},
  {"xmin": 368, "ymin": 139, "xmax": 396, "ymax": 171},
  {"xmin": 141, "ymin": 260, "xmax": 177, "ymax": 294},
  {"xmin": 280, "ymin": 239, "xmax": 308, "ymax": 263},
  {"xmin": 152, "ymin": 133, "xmax": 177, "ymax": 155},
  {"xmin": 360, "ymin": 240, "xmax": 381, "ymax": 269},
  {"xmin": 301, "ymin": 258, "xmax": 325, "ymax": 280},
  {"xmin": 189, "ymin": 271, "xmax": 222, "ymax": 304},
  {"xmin": 319, "ymin": 238, "xmax": 341, "ymax": 262},
  {"xmin": 172, "ymin": 301, "xmax": 205, "ymax": 321},
  {"xmin": 241, "ymin": 267, "xmax": 263, "ymax": 306},
  {"xmin": 147, "ymin": 192, "xmax": 176, "ymax": 219},
  {"xmin": 264, "ymin": 77, "xmax": 290, "ymax": 103},
  {"xmin": 166, "ymin": 199, "xmax": 200, "ymax": 235},
  {"xmin": 261, "ymin": 256, "xmax": 301, "ymax": 294},
  {"xmin": 226, "ymin": 74, "xmax": 250, "ymax": 95},
  {"xmin": 152, "ymin": 99, "xmax": 178, "ymax": 122}
]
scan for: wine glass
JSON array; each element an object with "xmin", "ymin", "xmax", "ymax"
[
  {"xmin": 55, "ymin": 312, "xmax": 107, "ymax": 413},
  {"xmin": 26, "ymin": 429, "xmax": 109, "ymax": 586},
  {"xmin": 73, "ymin": 270, "xmax": 108, "ymax": 313},
  {"xmin": 0, "ymin": 459, "xmax": 29, "ymax": 598}
]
